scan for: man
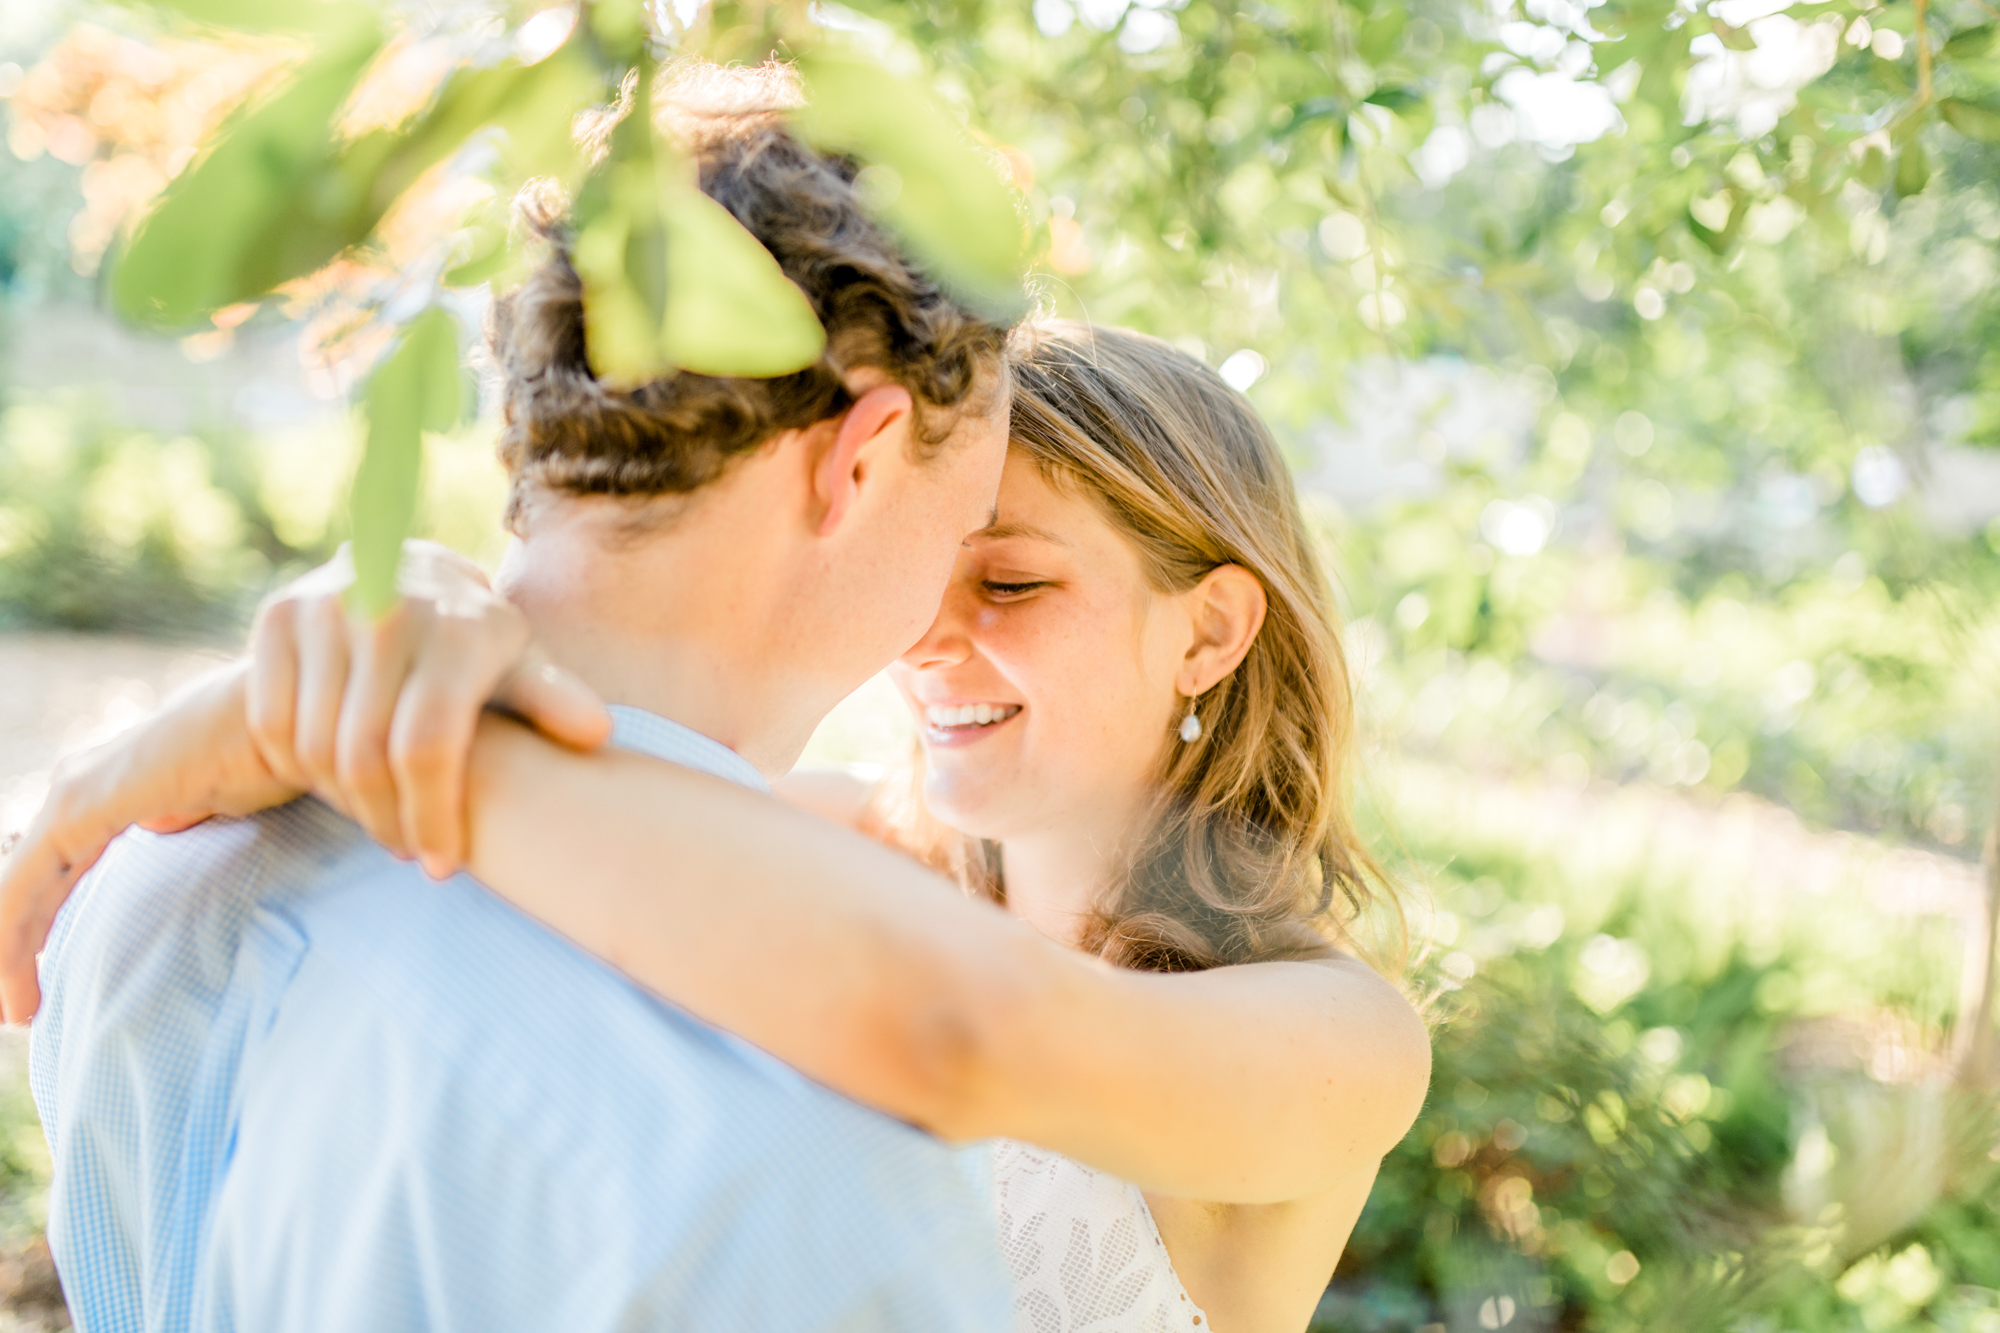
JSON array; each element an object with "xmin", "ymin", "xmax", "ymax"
[{"xmin": 16, "ymin": 64, "xmax": 1018, "ymax": 1331}]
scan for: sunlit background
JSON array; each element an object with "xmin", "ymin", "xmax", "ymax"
[{"xmin": 3, "ymin": 0, "xmax": 2000, "ymax": 1328}]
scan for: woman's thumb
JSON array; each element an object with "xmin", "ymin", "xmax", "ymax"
[{"xmin": 495, "ymin": 654, "xmax": 613, "ymax": 751}]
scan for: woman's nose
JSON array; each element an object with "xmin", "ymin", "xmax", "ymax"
[{"xmin": 900, "ymin": 586, "xmax": 976, "ymax": 670}]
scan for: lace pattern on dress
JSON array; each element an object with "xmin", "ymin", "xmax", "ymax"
[{"xmin": 991, "ymin": 1139, "xmax": 1210, "ymax": 1333}]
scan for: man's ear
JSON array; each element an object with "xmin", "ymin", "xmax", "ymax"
[
  {"xmin": 1176, "ymin": 564, "xmax": 1268, "ymax": 696},
  {"xmin": 813, "ymin": 382, "xmax": 915, "ymax": 537}
]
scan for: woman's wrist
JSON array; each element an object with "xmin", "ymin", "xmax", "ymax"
[
  {"xmin": 102, "ymin": 662, "xmax": 297, "ymax": 828},
  {"xmin": 462, "ymin": 714, "xmax": 543, "ymax": 871},
  {"xmin": 0, "ymin": 661, "xmax": 302, "ymax": 1024}
]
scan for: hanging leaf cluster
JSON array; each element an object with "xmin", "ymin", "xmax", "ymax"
[{"xmin": 104, "ymin": 0, "xmax": 1030, "ymax": 618}]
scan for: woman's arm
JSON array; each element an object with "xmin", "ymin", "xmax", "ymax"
[
  {"xmin": 467, "ymin": 720, "xmax": 1432, "ymax": 1206},
  {"xmin": 770, "ymin": 768, "xmax": 877, "ymax": 830},
  {"xmin": 0, "ymin": 665, "xmax": 300, "ymax": 1021},
  {"xmin": 0, "ymin": 543, "xmax": 611, "ymax": 1022}
]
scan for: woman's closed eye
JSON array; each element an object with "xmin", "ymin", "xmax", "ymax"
[{"xmin": 981, "ymin": 579, "xmax": 1050, "ymax": 600}]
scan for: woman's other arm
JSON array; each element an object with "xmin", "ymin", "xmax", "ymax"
[
  {"xmin": 466, "ymin": 720, "xmax": 1431, "ymax": 1208},
  {"xmin": 0, "ymin": 543, "xmax": 610, "ymax": 1022},
  {"xmin": 770, "ymin": 769, "xmax": 877, "ymax": 830},
  {"xmin": 0, "ymin": 664, "xmax": 298, "ymax": 1021}
]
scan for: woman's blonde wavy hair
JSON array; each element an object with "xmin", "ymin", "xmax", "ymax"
[{"xmin": 884, "ymin": 320, "xmax": 1405, "ymax": 977}]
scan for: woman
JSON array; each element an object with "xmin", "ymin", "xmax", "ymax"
[{"xmin": 2, "ymin": 323, "xmax": 1430, "ymax": 1333}]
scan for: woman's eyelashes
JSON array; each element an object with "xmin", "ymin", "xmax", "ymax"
[{"xmin": 979, "ymin": 578, "xmax": 1051, "ymax": 601}]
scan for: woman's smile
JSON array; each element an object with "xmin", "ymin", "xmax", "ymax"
[{"xmin": 922, "ymin": 701, "xmax": 1024, "ymax": 745}]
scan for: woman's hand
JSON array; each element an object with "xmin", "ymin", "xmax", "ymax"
[
  {"xmin": 0, "ymin": 663, "xmax": 298, "ymax": 1023},
  {"xmin": 246, "ymin": 542, "xmax": 611, "ymax": 879}
]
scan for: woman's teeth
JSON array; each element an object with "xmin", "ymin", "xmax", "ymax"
[{"xmin": 925, "ymin": 703, "xmax": 1021, "ymax": 729}]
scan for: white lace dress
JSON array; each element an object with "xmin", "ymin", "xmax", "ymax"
[{"xmin": 991, "ymin": 1139, "xmax": 1212, "ymax": 1332}]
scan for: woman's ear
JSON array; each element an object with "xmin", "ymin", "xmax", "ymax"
[
  {"xmin": 1177, "ymin": 564, "xmax": 1267, "ymax": 696},
  {"xmin": 813, "ymin": 380, "xmax": 914, "ymax": 537}
]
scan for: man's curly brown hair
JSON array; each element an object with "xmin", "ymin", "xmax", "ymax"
[{"xmin": 491, "ymin": 62, "xmax": 1018, "ymax": 529}]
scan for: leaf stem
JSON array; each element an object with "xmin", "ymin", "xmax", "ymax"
[{"xmin": 1915, "ymin": 0, "xmax": 1934, "ymax": 107}]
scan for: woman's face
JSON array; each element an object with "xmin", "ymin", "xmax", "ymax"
[{"xmin": 888, "ymin": 452, "xmax": 1192, "ymax": 842}]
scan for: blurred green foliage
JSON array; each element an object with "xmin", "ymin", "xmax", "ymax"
[
  {"xmin": 0, "ymin": 1066, "xmax": 50, "ymax": 1245},
  {"xmin": 1319, "ymin": 759, "xmax": 1998, "ymax": 1328},
  {"xmin": 0, "ymin": 395, "xmax": 507, "ymax": 635},
  {"xmin": 0, "ymin": 400, "xmax": 290, "ymax": 634}
]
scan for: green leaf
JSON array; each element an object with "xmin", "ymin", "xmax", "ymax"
[
  {"xmin": 590, "ymin": 0, "xmax": 651, "ymax": 61},
  {"xmin": 328, "ymin": 46, "xmax": 601, "ymax": 284},
  {"xmin": 1365, "ymin": 85, "xmax": 1424, "ymax": 112},
  {"xmin": 1686, "ymin": 206, "xmax": 1729, "ymax": 255},
  {"xmin": 116, "ymin": 0, "xmax": 377, "ymax": 38},
  {"xmin": 349, "ymin": 307, "xmax": 461, "ymax": 620},
  {"xmin": 573, "ymin": 74, "xmax": 675, "ymax": 386},
  {"xmin": 574, "ymin": 196, "xmax": 672, "ymax": 384},
  {"xmin": 345, "ymin": 45, "xmax": 601, "ymax": 299},
  {"xmin": 1871, "ymin": 58, "xmax": 1914, "ymax": 96},
  {"xmin": 1357, "ymin": 5, "xmax": 1408, "ymax": 63},
  {"xmin": 794, "ymin": 49, "xmax": 1028, "ymax": 320},
  {"xmin": 1893, "ymin": 139, "xmax": 1931, "ymax": 197},
  {"xmin": 111, "ymin": 26, "xmax": 383, "ymax": 329},
  {"xmin": 1856, "ymin": 142, "xmax": 1889, "ymax": 188},
  {"xmin": 574, "ymin": 67, "xmax": 827, "ymax": 386},
  {"xmin": 486, "ymin": 45, "xmax": 603, "ymax": 186},
  {"xmin": 1940, "ymin": 97, "xmax": 2000, "ymax": 142},
  {"xmin": 364, "ymin": 46, "xmax": 600, "ymax": 212},
  {"xmin": 659, "ymin": 184, "xmax": 827, "ymax": 377},
  {"xmin": 1942, "ymin": 24, "xmax": 1997, "ymax": 61},
  {"xmin": 444, "ymin": 197, "xmax": 522, "ymax": 289},
  {"xmin": 1287, "ymin": 95, "xmax": 1348, "ymax": 133},
  {"xmin": 116, "ymin": 25, "xmax": 598, "ymax": 329}
]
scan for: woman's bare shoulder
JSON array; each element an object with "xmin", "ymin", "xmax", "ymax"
[
  {"xmin": 1221, "ymin": 954, "xmax": 1434, "ymax": 1094},
  {"xmin": 771, "ymin": 766, "xmax": 882, "ymax": 831}
]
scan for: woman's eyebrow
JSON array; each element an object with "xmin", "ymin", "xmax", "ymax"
[{"xmin": 974, "ymin": 521, "xmax": 1069, "ymax": 546}]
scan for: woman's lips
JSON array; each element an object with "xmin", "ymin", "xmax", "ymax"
[{"xmin": 921, "ymin": 702, "xmax": 1022, "ymax": 746}]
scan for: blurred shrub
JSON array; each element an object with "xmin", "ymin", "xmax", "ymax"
[
  {"xmin": 0, "ymin": 399, "xmax": 278, "ymax": 633},
  {"xmin": 0, "ymin": 395, "xmax": 507, "ymax": 636},
  {"xmin": 1332, "ymin": 504, "xmax": 2000, "ymax": 855},
  {"xmin": 0, "ymin": 1069, "xmax": 48, "ymax": 1246},
  {"xmin": 1315, "ymin": 766, "xmax": 1995, "ymax": 1332}
]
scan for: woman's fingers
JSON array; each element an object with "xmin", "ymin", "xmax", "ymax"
[
  {"xmin": 135, "ymin": 814, "xmax": 212, "ymax": 834},
  {"xmin": 0, "ymin": 831, "xmax": 69, "ymax": 1023},
  {"xmin": 246, "ymin": 597, "xmax": 306, "ymax": 788},
  {"xmin": 386, "ymin": 602, "xmax": 544, "ymax": 877},
  {"xmin": 0, "ymin": 840, "xmax": 75, "ymax": 1024},
  {"xmin": 388, "ymin": 656, "xmax": 487, "ymax": 880},
  {"xmin": 494, "ymin": 654, "xmax": 613, "ymax": 752},
  {"xmin": 291, "ymin": 593, "xmax": 352, "ymax": 806},
  {"xmin": 386, "ymin": 646, "xmax": 610, "ymax": 881},
  {"xmin": 245, "ymin": 540, "xmax": 595, "ymax": 876},
  {"xmin": 335, "ymin": 606, "xmax": 418, "ymax": 859},
  {"xmin": 0, "ymin": 770, "xmax": 123, "ymax": 1025}
]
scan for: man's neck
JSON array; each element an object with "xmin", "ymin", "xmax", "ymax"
[{"xmin": 493, "ymin": 502, "xmax": 831, "ymax": 780}]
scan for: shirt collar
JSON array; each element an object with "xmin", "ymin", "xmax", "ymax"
[{"xmin": 604, "ymin": 704, "xmax": 771, "ymax": 795}]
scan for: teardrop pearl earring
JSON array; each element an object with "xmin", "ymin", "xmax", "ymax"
[{"xmin": 1178, "ymin": 694, "xmax": 1203, "ymax": 743}]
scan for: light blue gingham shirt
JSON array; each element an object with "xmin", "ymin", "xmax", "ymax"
[{"xmin": 30, "ymin": 705, "xmax": 1012, "ymax": 1332}]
